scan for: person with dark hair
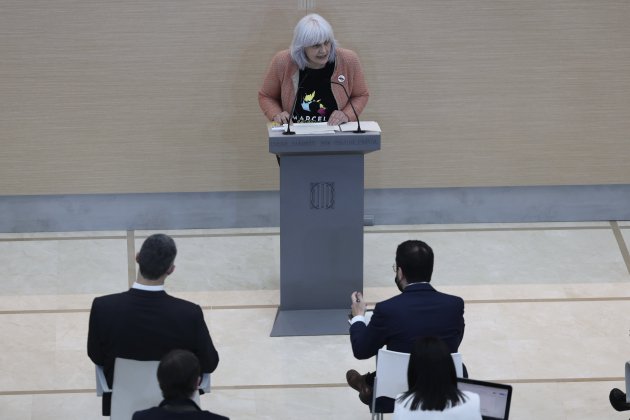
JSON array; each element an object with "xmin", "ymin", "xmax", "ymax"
[
  {"xmin": 136, "ymin": 233, "xmax": 178, "ymax": 280},
  {"xmin": 88, "ymin": 234, "xmax": 219, "ymax": 415},
  {"xmin": 132, "ymin": 350, "xmax": 229, "ymax": 420},
  {"xmin": 346, "ymin": 240, "xmax": 466, "ymax": 407},
  {"xmin": 393, "ymin": 337, "xmax": 481, "ymax": 419}
]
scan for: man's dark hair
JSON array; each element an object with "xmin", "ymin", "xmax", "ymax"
[
  {"xmin": 157, "ymin": 349, "xmax": 200, "ymax": 400},
  {"xmin": 395, "ymin": 240, "xmax": 434, "ymax": 283},
  {"xmin": 137, "ymin": 234, "xmax": 177, "ymax": 280}
]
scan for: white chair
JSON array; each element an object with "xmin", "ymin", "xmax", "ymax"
[
  {"xmin": 95, "ymin": 358, "xmax": 210, "ymax": 420},
  {"xmin": 370, "ymin": 349, "xmax": 464, "ymax": 420},
  {"xmin": 451, "ymin": 352, "xmax": 464, "ymax": 378},
  {"xmin": 110, "ymin": 358, "xmax": 162, "ymax": 420}
]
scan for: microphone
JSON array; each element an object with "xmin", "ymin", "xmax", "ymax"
[
  {"xmin": 283, "ymin": 70, "xmax": 310, "ymax": 135},
  {"xmin": 330, "ymin": 81, "xmax": 365, "ymax": 133}
]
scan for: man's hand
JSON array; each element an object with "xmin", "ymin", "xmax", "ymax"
[{"xmin": 351, "ymin": 291, "xmax": 367, "ymax": 317}]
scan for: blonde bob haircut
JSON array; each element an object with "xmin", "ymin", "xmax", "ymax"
[{"xmin": 290, "ymin": 14, "xmax": 338, "ymax": 70}]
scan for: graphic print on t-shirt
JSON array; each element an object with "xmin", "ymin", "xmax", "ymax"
[
  {"xmin": 292, "ymin": 62, "xmax": 337, "ymax": 123},
  {"xmin": 300, "ymin": 90, "xmax": 327, "ymax": 117}
]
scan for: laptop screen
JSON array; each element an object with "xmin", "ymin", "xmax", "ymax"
[{"xmin": 457, "ymin": 378, "xmax": 513, "ymax": 420}]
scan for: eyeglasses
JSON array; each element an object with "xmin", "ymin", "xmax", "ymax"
[
  {"xmin": 392, "ymin": 264, "xmax": 397, "ymax": 273},
  {"xmin": 309, "ymin": 40, "xmax": 331, "ymax": 50}
]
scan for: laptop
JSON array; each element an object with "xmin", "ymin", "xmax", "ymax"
[{"xmin": 457, "ymin": 377, "xmax": 513, "ymax": 420}]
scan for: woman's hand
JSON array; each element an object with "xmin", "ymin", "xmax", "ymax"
[
  {"xmin": 328, "ymin": 110, "xmax": 349, "ymax": 126},
  {"xmin": 273, "ymin": 112, "xmax": 291, "ymax": 125}
]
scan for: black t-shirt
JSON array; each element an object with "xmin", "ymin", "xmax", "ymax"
[{"xmin": 292, "ymin": 61, "xmax": 337, "ymax": 123}]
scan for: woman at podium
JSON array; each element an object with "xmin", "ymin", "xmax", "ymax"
[{"xmin": 258, "ymin": 13, "xmax": 369, "ymax": 127}]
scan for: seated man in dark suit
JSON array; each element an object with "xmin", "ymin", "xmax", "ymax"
[
  {"xmin": 346, "ymin": 240, "xmax": 465, "ymax": 406},
  {"xmin": 88, "ymin": 233, "xmax": 219, "ymax": 415},
  {"xmin": 133, "ymin": 349, "xmax": 228, "ymax": 420}
]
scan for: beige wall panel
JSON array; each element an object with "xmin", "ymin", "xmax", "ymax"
[
  {"xmin": 319, "ymin": 0, "xmax": 630, "ymax": 188},
  {"xmin": 0, "ymin": 1, "xmax": 296, "ymax": 195},
  {"xmin": 1, "ymin": 1, "xmax": 629, "ymax": 195}
]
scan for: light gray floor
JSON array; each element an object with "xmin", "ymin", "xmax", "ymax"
[{"xmin": 1, "ymin": 221, "xmax": 629, "ymax": 419}]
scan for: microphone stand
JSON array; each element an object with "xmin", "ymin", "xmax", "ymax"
[
  {"xmin": 283, "ymin": 108, "xmax": 296, "ymax": 136},
  {"xmin": 330, "ymin": 81, "xmax": 365, "ymax": 133},
  {"xmin": 284, "ymin": 71, "xmax": 310, "ymax": 135}
]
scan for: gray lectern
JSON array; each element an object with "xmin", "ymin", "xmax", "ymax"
[{"xmin": 269, "ymin": 127, "xmax": 381, "ymax": 336}]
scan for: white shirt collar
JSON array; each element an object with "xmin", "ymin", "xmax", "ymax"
[
  {"xmin": 132, "ymin": 282, "xmax": 165, "ymax": 292},
  {"xmin": 404, "ymin": 281, "xmax": 430, "ymax": 289}
]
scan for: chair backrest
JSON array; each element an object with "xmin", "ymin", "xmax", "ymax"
[
  {"xmin": 451, "ymin": 352, "xmax": 463, "ymax": 378},
  {"xmin": 95, "ymin": 365, "xmax": 110, "ymax": 396},
  {"xmin": 110, "ymin": 358, "xmax": 162, "ymax": 420},
  {"xmin": 109, "ymin": 358, "xmax": 204, "ymax": 420},
  {"xmin": 374, "ymin": 349, "xmax": 464, "ymax": 399},
  {"xmin": 374, "ymin": 349, "xmax": 411, "ymax": 399}
]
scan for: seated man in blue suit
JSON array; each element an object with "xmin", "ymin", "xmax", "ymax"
[
  {"xmin": 133, "ymin": 349, "xmax": 229, "ymax": 420},
  {"xmin": 346, "ymin": 240, "xmax": 465, "ymax": 406},
  {"xmin": 88, "ymin": 233, "xmax": 219, "ymax": 415}
]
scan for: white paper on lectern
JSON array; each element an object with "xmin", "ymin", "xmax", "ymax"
[
  {"xmin": 275, "ymin": 121, "xmax": 381, "ymax": 134},
  {"xmin": 277, "ymin": 122, "xmax": 335, "ymax": 134},
  {"xmin": 293, "ymin": 125, "xmax": 336, "ymax": 134},
  {"xmin": 338, "ymin": 121, "xmax": 381, "ymax": 132}
]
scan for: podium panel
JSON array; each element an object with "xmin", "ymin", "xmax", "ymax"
[{"xmin": 269, "ymin": 128, "xmax": 380, "ymax": 336}]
